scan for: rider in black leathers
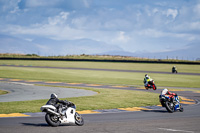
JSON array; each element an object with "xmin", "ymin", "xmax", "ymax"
[{"xmin": 46, "ymin": 93, "xmax": 69, "ymax": 115}]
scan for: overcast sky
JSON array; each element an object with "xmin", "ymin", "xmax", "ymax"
[{"xmin": 0, "ymin": 0, "xmax": 200, "ymax": 55}]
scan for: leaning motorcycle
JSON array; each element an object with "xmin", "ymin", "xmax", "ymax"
[
  {"xmin": 145, "ymin": 80, "xmax": 157, "ymax": 90},
  {"xmin": 172, "ymin": 69, "xmax": 178, "ymax": 73},
  {"xmin": 40, "ymin": 101, "xmax": 84, "ymax": 127},
  {"xmin": 159, "ymin": 94, "xmax": 183, "ymax": 113}
]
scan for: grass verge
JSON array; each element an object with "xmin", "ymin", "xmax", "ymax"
[
  {"xmin": 0, "ymin": 66, "xmax": 200, "ymax": 88},
  {"xmin": 1, "ymin": 60, "xmax": 200, "ymax": 73},
  {"xmin": 0, "ymin": 90, "xmax": 8, "ymax": 95},
  {"xmin": 0, "ymin": 86, "xmax": 160, "ymax": 114}
]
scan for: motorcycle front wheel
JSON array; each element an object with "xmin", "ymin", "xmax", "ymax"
[
  {"xmin": 75, "ymin": 112, "xmax": 84, "ymax": 126},
  {"xmin": 179, "ymin": 104, "xmax": 184, "ymax": 112},
  {"xmin": 45, "ymin": 113, "xmax": 60, "ymax": 127},
  {"xmin": 165, "ymin": 101, "xmax": 174, "ymax": 113}
]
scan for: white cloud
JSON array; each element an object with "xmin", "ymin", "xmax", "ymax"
[
  {"xmin": 172, "ymin": 21, "xmax": 200, "ymax": 33},
  {"xmin": 111, "ymin": 31, "xmax": 130, "ymax": 44},
  {"xmin": 190, "ymin": 21, "xmax": 200, "ymax": 29},
  {"xmin": 1, "ymin": 0, "xmax": 200, "ymax": 57},
  {"xmin": 48, "ymin": 12, "xmax": 69, "ymax": 25},
  {"xmin": 138, "ymin": 29, "xmax": 166, "ymax": 38},
  {"xmin": 2, "ymin": 12, "xmax": 74, "ymax": 40},
  {"xmin": 153, "ymin": 8, "xmax": 159, "ymax": 14},
  {"xmin": 144, "ymin": 6, "xmax": 152, "ymax": 16},
  {"xmin": 166, "ymin": 9, "xmax": 178, "ymax": 19},
  {"xmin": 71, "ymin": 17, "xmax": 87, "ymax": 29},
  {"xmin": 83, "ymin": 0, "xmax": 90, "ymax": 8},
  {"xmin": 104, "ymin": 19, "xmax": 132, "ymax": 31},
  {"xmin": 9, "ymin": 0, "xmax": 21, "ymax": 13},
  {"xmin": 194, "ymin": 4, "xmax": 200, "ymax": 18},
  {"xmin": 0, "ymin": 0, "xmax": 20, "ymax": 12},
  {"xmin": 137, "ymin": 28, "xmax": 199, "ymax": 43},
  {"xmin": 25, "ymin": 0, "xmax": 59, "ymax": 7}
]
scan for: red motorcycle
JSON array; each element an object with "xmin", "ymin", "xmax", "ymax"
[{"xmin": 145, "ymin": 80, "xmax": 157, "ymax": 90}]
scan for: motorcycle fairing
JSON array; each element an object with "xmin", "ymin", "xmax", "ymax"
[
  {"xmin": 60, "ymin": 107, "xmax": 76, "ymax": 124},
  {"xmin": 40, "ymin": 105, "xmax": 56, "ymax": 112}
]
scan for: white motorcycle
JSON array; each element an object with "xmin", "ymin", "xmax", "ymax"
[{"xmin": 40, "ymin": 101, "xmax": 84, "ymax": 127}]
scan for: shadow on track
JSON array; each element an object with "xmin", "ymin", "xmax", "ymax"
[
  {"xmin": 21, "ymin": 123, "xmax": 74, "ymax": 127},
  {"xmin": 21, "ymin": 123, "xmax": 48, "ymax": 127},
  {"xmin": 142, "ymin": 110, "xmax": 168, "ymax": 113}
]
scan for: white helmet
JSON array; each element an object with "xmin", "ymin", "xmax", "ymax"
[
  {"xmin": 51, "ymin": 93, "xmax": 58, "ymax": 99},
  {"xmin": 162, "ymin": 88, "xmax": 168, "ymax": 95}
]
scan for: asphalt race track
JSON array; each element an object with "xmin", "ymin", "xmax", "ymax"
[
  {"xmin": 0, "ymin": 82, "xmax": 97, "ymax": 102},
  {"xmin": 0, "ymin": 65, "xmax": 200, "ymax": 133},
  {"xmin": 0, "ymin": 104, "xmax": 199, "ymax": 133}
]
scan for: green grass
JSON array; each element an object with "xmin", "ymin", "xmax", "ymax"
[
  {"xmin": 0, "ymin": 90, "xmax": 8, "ymax": 95},
  {"xmin": 0, "ymin": 66, "xmax": 200, "ymax": 88},
  {"xmin": 0, "ymin": 86, "xmax": 159, "ymax": 114},
  {"xmin": 0, "ymin": 60, "xmax": 199, "ymax": 114},
  {"xmin": 1, "ymin": 60, "xmax": 200, "ymax": 73}
]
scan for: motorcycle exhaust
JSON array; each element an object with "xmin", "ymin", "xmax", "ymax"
[{"xmin": 46, "ymin": 109, "xmax": 60, "ymax": 116}]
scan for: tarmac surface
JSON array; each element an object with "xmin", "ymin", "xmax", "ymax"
[
  {"xmin": 0, "ymin": 104, "xmax": 199, "ymax": 133},
  {"xmin": 0, "ymin": 82, "xmax": 97, "ymax": 102}
]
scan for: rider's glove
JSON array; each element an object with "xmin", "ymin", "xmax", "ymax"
[{"xmin": 67, "ymin": 101, "xmax": 72, "ymax": 106}]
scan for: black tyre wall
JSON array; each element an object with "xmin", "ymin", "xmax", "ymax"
[{"xmin": 45, "ymin": 113, "xmax": 60, "ymax": 127}]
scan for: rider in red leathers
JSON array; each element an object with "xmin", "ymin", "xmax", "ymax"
[
  {"xmin": 161, "ymin": 88, "xmax": 177, "ymax": 99},
  {"xmin": 160, "ymin": 88, "xmax": 183, "ymax": 111}
]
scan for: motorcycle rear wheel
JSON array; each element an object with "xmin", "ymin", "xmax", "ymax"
[
  {"xmin": 75, "ymin": 112, "xmax": 84, "ymax": 126},
  {"xmin": 45, "ymin": 113, "xmax": 60, "ymax": 127},
  {"xmin": 165, "ymin": 101, "xmax": 174, "ymax": 113},
  {"xmin": 153, "ymin": 85, "xmax": 157, "ymax": 90}
]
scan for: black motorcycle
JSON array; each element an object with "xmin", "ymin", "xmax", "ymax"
[{"xmin": 172, "ymin": 67, "xmax": 178, "ymax": 73}]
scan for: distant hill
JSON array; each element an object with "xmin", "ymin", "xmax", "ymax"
[
  {"xmin": 32, "ymin": 37, "xmax": 123, "ymax": 55},
  {"xmin": 0, "ymin": 34, "xmax": 199, "ymax": 60},
  {"xmin": 98, "ymin": 43, "xmax": 200, "ymax": 60},
  {"xmin": 0, "ymin": 34, "xmax": 123, "ymax": 56},
  {"xmin": 0, "ymin": 34, "xmax": 39, "ymax": 54}
]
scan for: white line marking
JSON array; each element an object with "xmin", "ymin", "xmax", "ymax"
[{"xmin": 158, "ymin": 128, "xmax": 194, "ymax": 133}]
